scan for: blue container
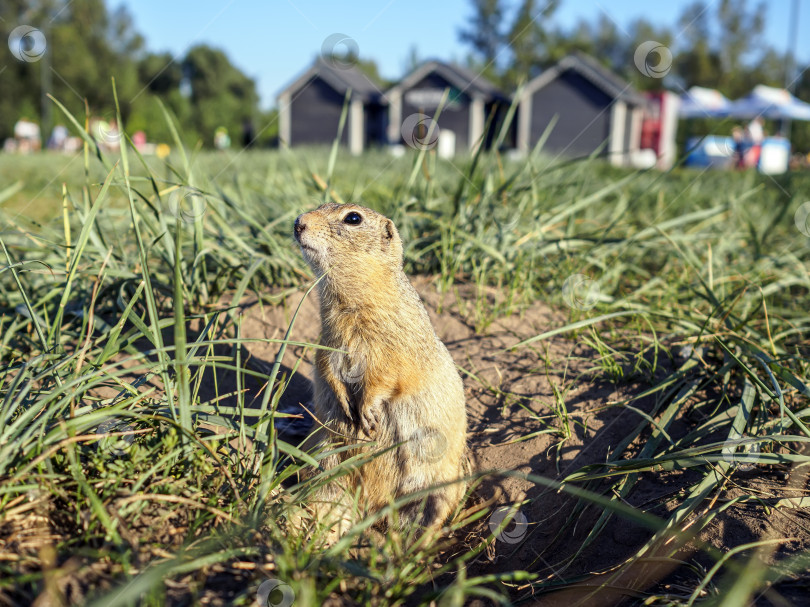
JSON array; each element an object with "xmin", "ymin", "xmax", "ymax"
[{"xmin": 684, "ymin": 136, "xmax": 735, "ymax": 169}]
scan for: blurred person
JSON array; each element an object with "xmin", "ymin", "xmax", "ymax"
[
  {"xmin": 731, "ymin": 126, "xmax": 745, "ymax": 169},
  {"xmin": 789, "ymin": 152, "xmax": 808, "ymax": 171},
  {"xmin": 747, "ymin": 116, "xmax": 764, "ymax": 143},
  {"xmin": 14, "ymin": 117, "xmax": 41, "ymax": 153},
  {"xmin": 63, "ymin": 136, "xmax": 82, "ymax": 153},
  {"xmin": 214, "ymin": 126, "xmax": 231, "ymax": 150},
  {"xmin": 744, "ymin": 116, "xmax": 764, "ymax": 168},
  {"xmin": 133, "ymin": 130, "xmax": 147, "ymax": 151},
  {"xmin": 48, "ymin": 124, "xmax": 68, "ymax": 151}
]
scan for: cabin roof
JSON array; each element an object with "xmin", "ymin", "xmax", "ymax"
[
  {"xmin": 386, "ymin": 60, "xmax": 507, "ymax": 101},
  {"xmin": 278, "ymin": 57, "xmax": 382, "ymax": 103},
  {"xmin": 523, "ymin": 52, "xmax": 646, "ymax": 106}
]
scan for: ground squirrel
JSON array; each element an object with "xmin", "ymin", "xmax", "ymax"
[{"xmin": 293, "ymin": 202, "xmax": 468, "ymax": 538}]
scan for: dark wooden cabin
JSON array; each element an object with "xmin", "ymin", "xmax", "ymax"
[
  {"xmin": 385, "ymin": 61, "xmax": 508, "ymax": 154},
  {"xmin": 516, "ymin": 53, "xmax": 647, "ymax": 165},
  {"xmin": 277, "ymin": 58, "xmax": 385, "ymax": 154}
]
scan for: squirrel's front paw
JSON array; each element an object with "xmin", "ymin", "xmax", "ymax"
[
  {"xmin": 337, "ymin": 396, "xmax": 354, "ymax": 424},
  {"xmin": 359, "ymin": 406, "xmax": 380, "ymax": 439}
]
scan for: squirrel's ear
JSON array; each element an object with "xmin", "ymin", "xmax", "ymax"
[
  {"xmin": 382, "ymin": 218, "xmax": 403, "ymax": 262},
  {"xmin": 383, "ymin": 219, "xmax": 395, "ymax": 241}
]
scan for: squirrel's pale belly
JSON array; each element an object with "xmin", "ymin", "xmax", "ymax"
[{"xmin": 295, "ymin": 202, "xmax": 468, "ymax": 536}]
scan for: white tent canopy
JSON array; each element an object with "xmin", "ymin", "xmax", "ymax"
[
  {"xmin": 678, "ymin": 86, "xmax": 733, "ymax": 118},
  {"xmin": 723, "ymin": 85, "xmax": 810, "ymax": 120},
  {"xmin": 679, "ymin": 85, "xmax": 810, "ymax": 120}
]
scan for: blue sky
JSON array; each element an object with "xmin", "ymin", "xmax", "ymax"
[{"xmin": 110, "ymin": 0, "xmax": 810, "ymax": 109}]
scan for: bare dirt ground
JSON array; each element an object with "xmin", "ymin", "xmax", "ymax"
[
  {"xmin": 4, "ymin": 278, "xmax": 806, "ymax": 605},
  {"xmin": 233, "ymin": 277, "xmax": 810, "ymax": 606}
]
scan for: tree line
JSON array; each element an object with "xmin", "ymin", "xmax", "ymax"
[
  {"xmin": 458, "ymin": 0, "xmax": 800, "ymax": 95},
  {"xmin": 457, "ymin": 0, "xmax": 810, "ymax": 151},
  {"xmin": 2, "ymin": 0, "xmax": 809, "ymax": 151},
  {"xmin": 1, "ymin": 0, "xmax": 273, "ymax": 148}
]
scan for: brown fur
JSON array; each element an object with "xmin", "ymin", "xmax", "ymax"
[{"xmin": 294, "ymin": 202, "xmax": 468, "ymax": 539}]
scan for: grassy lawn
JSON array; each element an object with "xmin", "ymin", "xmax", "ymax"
[{"xmin": 1, "ymin": 108, "xmax": 809, "ymax": 606}]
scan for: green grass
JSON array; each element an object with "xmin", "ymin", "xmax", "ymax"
[{"xmin": 1, "ymin": 96, "xmax": 809, "ymax": 606}]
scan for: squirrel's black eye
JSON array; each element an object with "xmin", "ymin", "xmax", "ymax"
[{"xmin": 343, "ymin": 212, "xmax": 363, "ymax": 225}]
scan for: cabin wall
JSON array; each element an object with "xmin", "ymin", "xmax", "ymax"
[
  {"xmin": 399, "ymin": 72, "xmax": 471, "ymax": 152},
  {"xmin": 364, "ymin": 102, "xmax": 387, "ymax": 148},
  {"xmin": 288, "ymin": 76, "xmax": 349, "ymax": 146},
  {"xmin": 528, "ymin": 71, "xmax": 613, "ymax": 157},
  {"xmin": 485, "ymin": 100, "xmax": 512, "ymax": 149},
  {"xmin": 624, "ymin": 107, "xmax": 634, "ymax": 151}
]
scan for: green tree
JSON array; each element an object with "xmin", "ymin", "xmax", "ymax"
[
  {"xmin": 458, "ymin": 0, "xmax": 505, "ymax": 83},
  {"xmin": 672, "ymin": 0, "xmax": 768, "ymax": 96},
  {"xmin": 502, "ymin": 0, "xmax": 558, "ymax": 88},
  {"xmin": 347, "ymin": 56, "xmax": 392, "ymax": 89},
  {"xmin": 625, "ymin": 18, "xmax": 675, "ymax": 91},
  {"xmin": 1, "ymin": 0, "xmax": 62, "ymax": 140},
  {"xmin": 137, "ymin": 52, "xmax": 183, "ymax": 96},
  {"xmin": 789, "ymin": 63, "xmax": 810, "ymax": 153},
  {"xmin": 716, "ymin": 0, "xmax": 767, "ymax": 96},
  {"xmin": 537, "ymin": 14, "xmax": 674, "ymax": 92},
  {"xmin": 543, "ymin": 19, "xmax": 595, "ymax": 64},
  {"xmin": 182, "ymin": 44, "xmax": 259, "ymax": 147},
  {"xmin": 0, "ymin": 0, "xmax": 143, "ymax": 139},
  {"xmin": 127, "ymin": 52, "xmax": 194, "ymax": 143},
  {"xmin": 48, "ymin": 0, "xmax": 143, "ymax": 117},
  {"xmin": 0, "ymin": 1, "xmax": 261, "ymax": 149},
  {"xmin": 673, "ymin": 2, "xmax": 720, "ymax": 90},
  {"xmin": 747, "ymin": 48, "xmax": 789, "ymax": 90}
]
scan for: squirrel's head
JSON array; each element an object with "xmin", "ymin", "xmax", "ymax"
[{"xmin": 294, "ymin": 203, "xmax": 404, "ymax": 283}]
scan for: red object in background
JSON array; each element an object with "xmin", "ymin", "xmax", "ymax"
[
  {"xmin": 639, "ymin": 91, "xmax": 679, "ymax": 170},
  {"xmin": 133, "ymin": 131, "xmax": 147, "ymax": 151},
  {"xmin": 746, "ymin": 144, "xmax": 762, "ymax": 168},
  {"xmin": 641, "ymin": 92, "xmax": 663, "ymax": 154}
]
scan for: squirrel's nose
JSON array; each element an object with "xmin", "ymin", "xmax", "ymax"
[{"xmin": 294, "ymin": 216, "xmax": 306, "ymax": 238}]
